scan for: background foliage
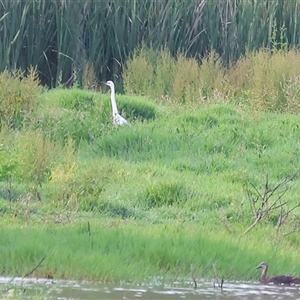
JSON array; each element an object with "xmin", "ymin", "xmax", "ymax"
[
  {"xmin": 123, "ymin": 46, "xmax": 300, "ymax": 112},
  {"xmin": 0, "ymin": 0, "xmax": 300, "ymax": 87}
]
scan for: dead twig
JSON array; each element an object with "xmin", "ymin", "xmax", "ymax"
[
  {"xmin": 276, "ymin": 203, "xmax": 300, "ymax": 230},
  {"xmin": 24, "ymin": 255, "xmax": 46, "ymax": 278},
  {"xmin": 218, "ymin": 215, "xmax": 233, "ymax": 235},
  {"xmin": 244, "ymin": 174, "xmax": 296, "ymax": 235},
  {"xmin": 1, "ymin": 256, "xmax": 46, "ymax": 296},
  {"xmin": 212, "ymin": 263, "xmax": 224, "ymax": 290},
  {"xmin": 283, "ymin": 227, "xmax": 300, "ymax": 237},
  {"xmin": 87, "ymin": 221, "xmax": 91, "ymax": 236},
  {"xmin": 190, "ymin": 264, "xmax": 197, "ymax": 289}
]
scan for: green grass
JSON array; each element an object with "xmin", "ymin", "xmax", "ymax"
[
  {"xmin": 1, "ymin": 219, "xmax": 300, "ymax": 282},
  {"xmin": 1, "ymin": 85, "xmax": 300, "ymax": 284}
]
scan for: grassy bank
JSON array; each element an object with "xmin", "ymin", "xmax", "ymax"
[
  {"xmin": 0, "ymin": 93, "xmax": 300, "ymax": 282},
  {"xmin": 1, "ymin": 49, "xmax": 300, "ymax": 284},
  {"xmin": 1, "ymin": 218, "xmax": 300, "ymax": 283}
]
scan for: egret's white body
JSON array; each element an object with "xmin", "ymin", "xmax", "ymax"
[{"xmin": 105, "ymin": 80, "xmax": 128, "ymax": 126}]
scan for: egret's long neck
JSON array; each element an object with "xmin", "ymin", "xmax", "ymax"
[{"xmin": 110, "ymin": 86, "xmax": 119, "ymax": 115}]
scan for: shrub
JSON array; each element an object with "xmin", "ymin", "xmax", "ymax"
[
  {"xmin": 123, "ymin": 46, "xmax": 300, "ymax": 113},
  {"xmin": 123, "ymin": 45, "xmax": 156, "ymax": 96},
  {"xmin": 0, "ymin": 68, "xmax": 40, "ymax": 129},
  {"xmin": 123, "ymin": 46, "xmax": 224, "ymax": 103},
  {"xmin": 172, "ymin": 55, "xmax": 201, "ymax": 103},
  {"xmin": 225, "ymin": 49, "xmax": 300, "ymax": 112},
  {"xmin": 0, "ymin": 145, "xmax": 19, "ymax": 182},
  {"xmin": 14, "ymin": 129, "xmax": 59, "ymax": 196},
  {"xmin": 47, "ymin": 158, "xmax": 113, "ymax": 212}
]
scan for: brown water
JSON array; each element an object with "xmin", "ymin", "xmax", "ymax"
[{"xmin": 1, "ymin": 277, "xmax": 300, "ymax": 299}]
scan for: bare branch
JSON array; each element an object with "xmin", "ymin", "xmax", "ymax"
[
  {"xmin": 190, "ymin": 264, "xmax": 197, "ymax": 289},
  {"xmin": 244, "ymin": 174, "xmax": 297, "ymax": 235},
  {"xmin": 24, "ymin": 255, "xmax": 46, "ymax": 278},
  {"xmin": 276, "ymin": 203, "xmax": 300, "ymax": 230},
  {"xmin": 212, "ymin": 263, "xmax": 223, "ymax": 290},
  {"xmin": 265, "ymin": 174, "xmax": 269, "ymax": 192},
  {"xmin": 283, "ymin": 227, "xmax": 300, "ymax": 237},
  {"xmin": 286, "ymin": 203, "xmax": 300, "ymax": 214},
  {"xmin": 249, "ymin": 182, "xmax": 263, "ymax": 200},
  {"xmin": 243, "ymin": 217, "xmax": 261, "ymax": 235}
]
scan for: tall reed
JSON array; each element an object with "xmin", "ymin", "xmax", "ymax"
[{"xmin": 1, "ymin": 0, "xmax": 300, "ymax": 87}]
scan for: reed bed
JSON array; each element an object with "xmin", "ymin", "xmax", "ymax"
[{"xmin": 1, "ymin": 0, "xmax": 300, "ymax": 86}]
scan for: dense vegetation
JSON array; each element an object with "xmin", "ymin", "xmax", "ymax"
[
  {"xmin": 0, "ymin": 47, "xmax": 300, "ymax": 287},
  {"xmin": 1, "ymin": 0, "xmax": 300, "ymax": 86}
]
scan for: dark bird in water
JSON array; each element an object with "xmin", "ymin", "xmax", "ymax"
[{"xmin": 255, "ymin": 262, "xmax": 300, "ymax": 285}]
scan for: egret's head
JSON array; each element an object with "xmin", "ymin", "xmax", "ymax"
[{"xmin": 105, "ymin": 80, "xmax": 114, "ymax": 88}]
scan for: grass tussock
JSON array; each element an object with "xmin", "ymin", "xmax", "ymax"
[{"xmin": 141, "ymin": 180, "xmax": 191, "ymax": 208}]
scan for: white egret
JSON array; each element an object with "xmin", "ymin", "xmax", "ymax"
[{"xmin": 104, "ymin": 80, "xmax": 128, "ymax": 126}]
